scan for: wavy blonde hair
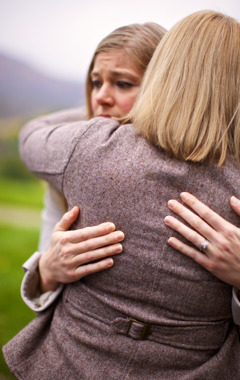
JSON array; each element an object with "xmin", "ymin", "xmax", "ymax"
[
  {"xmin": 125, "ymin": 10, "xmax": 240, "ymax": 166},
  {"xmin": 85, "ymin": 23, "xmax": 166, "ymax": 119}
]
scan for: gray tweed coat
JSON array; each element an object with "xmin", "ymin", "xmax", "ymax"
[{"xmin": 3, "ymin": 116, "xmax": 240, "ymax": 379}]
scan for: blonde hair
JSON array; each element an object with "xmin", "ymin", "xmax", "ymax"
[
  {"xmin": 85, "ymin": 23, "xmax": 166, "ymax": 119},
  {"xmin": 126, "ymin": 10, "xmax": 240, "ymax": 166}
]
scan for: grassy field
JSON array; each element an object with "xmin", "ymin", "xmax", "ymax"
[
  {"xmin": 0, "ymin": 120, "xmax": 46, "ymax": 377},
  {"xmin": 0, "ymin": 177, "xmax": 45, "ymax": 208},
  {"xmin": 0, "ymin": 223, "xmax": 39, "ymax": 379},
  {"xmin": 0, "ymin": 175, "xmax": 44, "ymax": 378}
]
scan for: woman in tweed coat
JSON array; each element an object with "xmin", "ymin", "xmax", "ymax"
[
  {"xmin": 4, "ymin": 10, "xmax": 240, "ymax": 379},
  {"xmin": 20, "ymin": 22, "xmax": 167, "ymax": 312}
]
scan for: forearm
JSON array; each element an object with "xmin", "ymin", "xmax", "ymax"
[{"xmin": 19, "ymin": 113, "xmax": 91, "ymax": 189}]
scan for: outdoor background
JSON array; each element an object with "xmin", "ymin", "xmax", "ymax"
[{"xmin": 0, "ymin": 0, "xmax": 239, "ymax": 378}]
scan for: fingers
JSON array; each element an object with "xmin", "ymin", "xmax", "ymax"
[
  {"xmin": 230, "ymin": 196, "xmax": 240, "ymax": 217},
  {"xmin": 70, "ymin": 230, "xmax": 125, "ymax": 254},
  {"xmin": 168, "ymin": 236, "xmax": 240, "ymax": 288},
  {"xmin": 164, "ymin": 215, "xmax": 209, "ymax": 251},
  {"xmin": 179, "ymin": 192, "xmax": 231, "ymax": 232},
  {"xmin": 167, "ymin": 237, "xmax": 210, "ymax": 268},
  {"xmin": 54, "ymin": 229, "xmax": 124, "ymax": 282},
  {"xmin": 166, "ymin": 199, "xmax": 218, "ymax": 243},
  {"xmin": 55, "ymin": 243, "xmax": 123, "ymax": 283},
  {"xmin": 74, "ymin": 258, "xmax": 115, "ymax": 279},
  {"xmin": 59, "ymin": 230, "xmax": 124, "ymax": 264},
  {"xmin": 55, "ymin": 206, "xmax": 80, "ymax": 232},
  {"xmin": 65, "ymin": 222, "xmax": 118, "ymax": 244},
  {"xmin": 165, "ymin": 193, "xmax": 240, "ymax": 288},
  {"xmin": 73, "ymin": 242, "xmax": 123, "ymax": 267}
]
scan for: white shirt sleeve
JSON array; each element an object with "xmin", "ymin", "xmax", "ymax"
[
  {"xmin": 21, "ymin": 251, "xmax": 64, "ymax": 313},
  {"xmin": 38, "ymin": 186, "xmax": 66, "ymax": 252},
  {"xmin": 21, "ymin": 187, "xmax": 66, "ymax": 312}
]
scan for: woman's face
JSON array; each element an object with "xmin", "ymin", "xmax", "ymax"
[{"xmin": 90, "ymin": 50, "xmax": 143, "ymax": 118}]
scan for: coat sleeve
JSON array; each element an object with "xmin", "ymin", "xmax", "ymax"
[
  {"xmin": 19, "ymin": 114, "xmax": 91, "ymax": 192},
  {"xmin": 30, "ymin": 106, "xmax": 87, "ymax": 125}
]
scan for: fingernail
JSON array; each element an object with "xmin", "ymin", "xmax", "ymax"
[
  {"xmin": 231, "ymin": 196, "xmax": 240, "ymax": 205},
  {"xmin": 180, "ymin": 192, "xmax": 188, "ymax": 201},
  {"xmin": 167, "ymin": 200, "xmax": 175, "ymax": 209},
  {"xmin": 70, "ymin": 207, "xmax": 76, "ymax": 215},
  {"xmin": 105, "ymin": 222, "xmax": 115, "ymax": 230},
  {"xmin": 71, "ymin": 206, "xmax": 79, "ymax": 214},
  {"xmin": 116, "ymin": 231, "xmax": 125, "ymax": 240},
  {"xmin": 164, "ymin": 216, "xmax": 171, "ymax": 225},
  {"xmin": 106, "ymin": 258, "xmax": 114, "ymax": 267},
  {"xmin": 115, "ymin": 244, "xmax": 123, "ymax": 253}
]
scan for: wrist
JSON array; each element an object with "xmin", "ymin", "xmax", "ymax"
[
  {"xmin": 38, "ymin": 254, "xmax": 59, "ymax": 292},
  {"xmin": 39, "ymin": 271, "xmax": 59, "ymax": 293}
]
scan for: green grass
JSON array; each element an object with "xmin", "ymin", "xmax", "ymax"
[
  {"xmin": 0, "ymin": 131, "xmax": 45, "ymax": 208},
  {"xmin": 0, "ymin": 128, "xmax": 49, "ymax": 377},
  {"xmin": 0, "ymin": 177, "xmax": 45, "ymax": 208},
  {"xmin": 0, "ymin": 223, "xmax": 38, "ymax": 379}
]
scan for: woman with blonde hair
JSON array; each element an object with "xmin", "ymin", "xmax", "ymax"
[
  {"xmin": 21, "ymin": 22, "xmax": 166, "ymax": 313},
  {"xmin": 4, "ymin": 10, "xmax": 240, "ymax": 378}
]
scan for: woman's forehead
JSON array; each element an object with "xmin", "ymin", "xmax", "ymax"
[{"xmin": 92, "ymin": 50, "xmax": 142, "ymax": 75}]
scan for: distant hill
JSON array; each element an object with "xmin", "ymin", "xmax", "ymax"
[{"xmin": 0, "ymin": 53, "xmax": 85, "ymax": 119}]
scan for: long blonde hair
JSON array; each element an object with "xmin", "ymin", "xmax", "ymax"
[
  {"xmin": 85, "ymin": 23, "xmax": 166, "ymax": 119},
  {"xmin": 126, "ymin": 10, "xmax": 240, "ymax": 166}
]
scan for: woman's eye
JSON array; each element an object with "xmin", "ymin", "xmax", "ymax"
[
  {"xmin": 117, "ymin": 81, "xmax": 133, "ymax": 89},
  {"xmin": 91, "ymin": 80, "xmax": 102, "ymax": 89}
]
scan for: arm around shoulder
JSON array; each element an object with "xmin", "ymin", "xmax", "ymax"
[{"xmin": 19, "ymin": 115, "xmax": 91, "ymax": 191}]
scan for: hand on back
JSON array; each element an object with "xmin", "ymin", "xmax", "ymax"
[
  {"xmin": 39, "ymin": 206, "xmax": 124, "ymax": 292},
  {"xmin": 164, "ymin": 192, "xmax": 240, "ymax": 288}
]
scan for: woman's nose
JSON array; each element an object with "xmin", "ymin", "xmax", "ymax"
[{"xmin": 95, "ymin": 85, "xmax": 114, "ymax": 106}]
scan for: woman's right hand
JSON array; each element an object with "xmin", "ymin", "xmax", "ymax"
[{"xmin": 39, "ymin": 206, "xmax": 124, "ymax": 292}]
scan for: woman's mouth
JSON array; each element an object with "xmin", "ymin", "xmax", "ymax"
[{"xmin": 99, "ymin": 114, "xmax": 112, "ymax": 118}]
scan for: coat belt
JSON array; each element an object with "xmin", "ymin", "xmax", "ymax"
[{"xmin": 111, "ymin": 316, "xmax": 231, "ymax": 350}]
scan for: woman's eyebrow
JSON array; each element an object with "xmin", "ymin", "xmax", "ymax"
[
  {"xmin": 111, "ymin": 70, "xmax": 140, "ymax": 79},
  {"xmin": 91, "ymin": 68, "xmax": 140, "ymax": 78}
]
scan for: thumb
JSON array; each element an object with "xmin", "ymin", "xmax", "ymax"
[
  {"xmin": 230, "ymin": 196, "xmax": 240, "ymax": 217},
  {"xmin": 55, "ymin": 206, "xmax": 80, "ymax": 232}
]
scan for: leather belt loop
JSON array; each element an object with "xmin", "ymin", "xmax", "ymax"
[{"xmin": 126, "ymin": 317, "xmax": 152, "ymax": 340}]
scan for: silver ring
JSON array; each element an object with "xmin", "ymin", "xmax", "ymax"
[{"xmin": 199, "ymin": 240, "xmax": 209, "ymax": 252}]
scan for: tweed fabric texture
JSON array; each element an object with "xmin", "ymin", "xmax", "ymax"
[{"xmin": 3, "ymin": 117, "xmax": 240, "ymax": 379}]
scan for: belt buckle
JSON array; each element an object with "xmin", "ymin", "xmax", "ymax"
[{"xmin": 126, "ymin": 317, "xmax": 152, "ymax": 340}]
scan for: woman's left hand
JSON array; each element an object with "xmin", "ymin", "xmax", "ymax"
[{"xmin": 164, "ymin": 192, "xmax": 240, "ymax": 288}]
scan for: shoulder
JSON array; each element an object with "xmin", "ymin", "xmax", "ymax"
[
  {"xmin": 81, "ymin": 118, "xmax": 135, "ymax": 141},
  {"xmin": 75, "ymin": 119, "xmax": 139, "ymax": 154}
]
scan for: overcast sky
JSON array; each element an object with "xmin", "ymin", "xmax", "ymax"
[{"xmin": 1, "ymin": 0, "xmax": 239, "ymax": 81}]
